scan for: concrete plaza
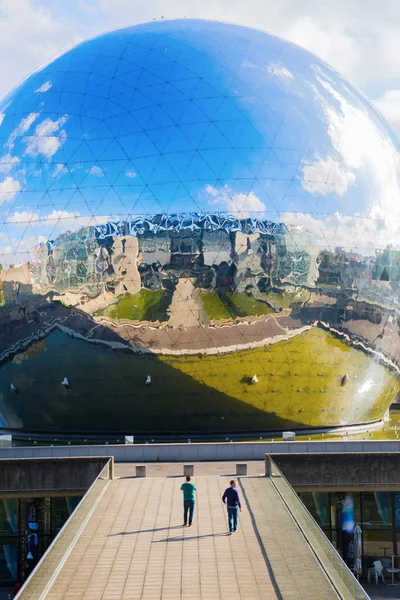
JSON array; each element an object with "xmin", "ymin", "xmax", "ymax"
[{"xmin": 43, "ymin": 467, "xmax": 339, "ymax": 600}]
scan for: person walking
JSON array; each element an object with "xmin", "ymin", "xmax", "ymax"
[
  {"xmin": 180, "ymin": 474, "xmax": 197, "ymax": 526},
  {"xmin": 222, "ymin": 479, "xmax": 242, "ymax": 533}
]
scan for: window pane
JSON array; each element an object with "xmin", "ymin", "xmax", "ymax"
[
  {"xmin": 298, "ymin": 492, "xmax": 330, "ymax": 528},
  {"xmin": 330, "ymin": 492, "xmax": 361, "ymax": 530},
  {"xmin": 52, "ymin": 496, "xmax": 81, "ymax": 535},
  {"xmin": 0, "ymin": 537, "xmax": 18, "ymax": 582},
  {"xmin": 20, "ymin": 498, "xmax": 51, "ymax": 536},
  {"xmin": 363, "ymin": 529, "xmax": 393, "ymax": 570},
  {"xmin": 0, "ymin": 499, "xmax": 19, "ymax": 535},
  {"xmin": 362, "ymin": 492, "xmax": 392, "ymax": 529},
  {"xmin": 22, "ymin": 535, "xmax": 52, "ymax": 578}
]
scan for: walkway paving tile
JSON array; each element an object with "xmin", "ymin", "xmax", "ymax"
[{"xmin": 45, "ymin": 475, "xmax": 339, "ymax": 599}]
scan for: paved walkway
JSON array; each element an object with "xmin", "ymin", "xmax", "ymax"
[{"xmin": 45, "ymin": 476, "xmax": 339, "ymax": 600}]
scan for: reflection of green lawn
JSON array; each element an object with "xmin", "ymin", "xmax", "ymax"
[
  {"xmin": 290, "ymin": 408, "xmax": 400, "ymax": 442},
  {"xmin": 159, "ymin": 326, "xmax": 398, "ymax": 428},
  {"xmin": 200, "ymin": 292, "xmax": 231, "ymax": 320},
  {"xmin": 201, "ymin": 290, "xmax": 274, "ymax": 319},
  {"xmin": 224, "ymin": 292, "xmax": 274, "ymax": 317},
  {"xmin": 2, "ymin": 326, "xmax": 398, "ymax": 434},
  {"xmin": 201, "ymin": 289, "xmax": 310, "ymax": 320},
  {"xmin": 96, "ymin": 289, "xmax": 172, "ymax": 322}
]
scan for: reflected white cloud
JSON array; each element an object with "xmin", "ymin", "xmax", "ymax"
[
  {"xmin": 301, "ymin": 155, "xmax": 356, "ymax": 195},
  {"xmin": 281, "ymin": 210, "xmax": 400, "ymax": 254},
  {"xmin": 23, "ymin": 115, "xmax": 67, "ymax": 159},
  {"xmin": 205, "ymin": 184, "xmax": 266, "ymax": 217},
  {"xmin": 7, "ymin": 210, "xmax": 38, "ymax": 223},
  {"xmin": 0, "ymin": 153, "xmax": 20, "ymax": 174},
  {"xmin": 35, "ymin": 81, "xmax": 52, "ymax": 93},
  {"xmin": 304, "ymin": 70, "xmax": 400, "ymax": 220},
  {"xmin": 6, "ymin": 112, "xmax": 39, "ymax": 150},
  {"xmin": 267, "ymin": 63, "xmax": 294, "ymax": 79},
  {"xmin": 0, "ymin": 176, "xmax": 21, "ymax": 205},
  {"xmin": 88, "ymin": 165, "xmax": 103, "ymax": 177}
]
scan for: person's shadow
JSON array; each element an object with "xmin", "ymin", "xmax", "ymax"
[
  {"xmin": 109, "ymin": 525, "xmax": 183, "ymax": 536},
  {"xmin": 153, "ymin": 532, "xmax": 230, "ymax": 542}
]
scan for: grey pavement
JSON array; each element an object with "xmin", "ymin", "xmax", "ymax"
[
  {"xmin": 114, "ymin": 461, "xmax": 265, "ymax": 478},
  {"xmin": 43, "ymin": 473, "xmax": 340, "ymax": 600}
]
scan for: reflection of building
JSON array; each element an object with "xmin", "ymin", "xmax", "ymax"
[
  {"xmin": 373, "ymin": 248, "xmax": 400, "ymax": 282},
  {"xmin": 275, "ymin": 227, "xmax": 318, "ymax": 287},
  {"xmin": 0, "ymin": 494, "xmax": 81, "ymax": 586}
]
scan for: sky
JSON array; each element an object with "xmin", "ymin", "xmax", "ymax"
[{"xmin": 1, "ymin": 0, "xmax": 400, "ymax": 136}]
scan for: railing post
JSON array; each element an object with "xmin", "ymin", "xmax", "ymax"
[{"xmin": 265, "ymin": 455, "xmax": 272, "ymax": 476}]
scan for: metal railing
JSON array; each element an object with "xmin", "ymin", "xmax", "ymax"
[
  {"xmin": 15, "ymin": 458, "xmax": 113, "ymax": 599},
  {"xmin": 266, "ymin": 456, "xmax": 371, "ymax": 600}
]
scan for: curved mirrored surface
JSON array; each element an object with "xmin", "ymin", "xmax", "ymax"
[{"xmin": 0, "ymin": 20, "xmax": 399, "ymax": 436}]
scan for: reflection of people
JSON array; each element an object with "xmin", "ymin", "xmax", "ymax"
[
  {"xmin": 26, "ymin": 532, "xmax": 38, "ymax": 564},
  {"xmin": 8, "ymin": 581, "xmax": 21, "ymax": 598},
  {"xmin": 180, "ymin": 475, "xmax": 196, "ymax": 527},
  {"xmin": 222, "ymin": 480, "xmax": 242, "ymax": 533}
]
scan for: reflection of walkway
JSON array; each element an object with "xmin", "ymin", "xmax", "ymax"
[
  {"xmin": 44, "ymin": 473, "xmax": 339, "ymax": 600},
  {"xmin": 167, "ymin": 277, "xmax": 207, "ymax": 327}
]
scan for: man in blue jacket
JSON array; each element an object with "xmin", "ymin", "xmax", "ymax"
[{"xmin": 222, "ymin": 479, "xmax": 242, "ymax": 533}]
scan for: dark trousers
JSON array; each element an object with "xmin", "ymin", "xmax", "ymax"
[
  {"xmin": 227, "ymin": 506, "xmax": 238, "ymax": 532},
  {"xmin": 183, "ymin": 499, "xmax": 195, "ymax": 525}
]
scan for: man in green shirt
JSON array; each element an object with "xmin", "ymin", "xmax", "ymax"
[{"xmin": 180, "ymin": 475, "xmax": 197, "ymax": 526}]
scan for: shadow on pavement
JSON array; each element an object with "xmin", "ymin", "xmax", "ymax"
[{"xmin": 153, "ymin": 532, "xmax": 231, "ymax": 542}]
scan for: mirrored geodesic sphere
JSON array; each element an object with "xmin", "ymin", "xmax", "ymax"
[{"xmin": 0, "ymin": 20, "xmax": 399, "ymax": 437}]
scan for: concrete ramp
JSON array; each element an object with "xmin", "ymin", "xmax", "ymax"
[{"xmin": 41, "ymin": 475, "xmax": 340, "ymax": 600}]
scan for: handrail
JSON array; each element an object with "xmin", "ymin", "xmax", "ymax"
[
  {"xmin": 267, "ymin": 456, "xmax": 371, "ymax": 600},
  {"xmin": 15, "ymin": 458, "xmax": 113, "ymax": 599}
]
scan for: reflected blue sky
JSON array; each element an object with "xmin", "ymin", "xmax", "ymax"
[{"xmin": 0, "ymin": 19, "xmax": 399, "ymax": 264}]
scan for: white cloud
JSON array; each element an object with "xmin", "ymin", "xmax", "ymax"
[
  {"xmin": 23, "ymin": 115, "xmax": 68, "ymax": 159},
  {"xmin": 7, "ymin": 210, "xmax": 38, "ymax": 223},
  {"xmin": 126, "ymin": 171, "xmax": 137, "ymax": 178},
  {"xmin": 374, "ymin": 90, "xmax": 400, "ymax": 130},
  {"xmin": 0, "ymin": 1, "xmax": 82, "ymax": 103},
  {"xmin": 88, "ymin": 165, "xmax": 104, "ymax": 177},
  {"xmin": 0, "ymin": 176, "xmax": 21, "ymax": 205},
  {"xmin": 301, "ymin": 155, "xmax": 356, "ymax": 196},
  {"xmin": 35, "ymin": 80, "xmax": 52, "ymax": 93},
  {"xmin": 204, "ymin": 184, "xmax": 266, "ymax": 217},
  {"xmin": 267, "ymin": 63, "xmax": 294, "ymax": 79}
]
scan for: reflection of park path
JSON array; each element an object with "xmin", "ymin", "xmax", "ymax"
[
  {"xmin": 97, "ymin": 310, "xmax": 309, "ymax": 355},
  {"xmin": 167, "ymin": 278, "xmax": 207, "ymax": 328}
]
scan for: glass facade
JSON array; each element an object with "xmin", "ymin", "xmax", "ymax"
[
  {"xmin": 0, "ymin": 495, "xmax": 81, "ymax": 587},
  {"xmin": 298, "ymin": 491, "xmax": 400, "ymax": 573},
  {"xmin": 0, "ymin": 20, "xmax": 400, "ymax": 436}
]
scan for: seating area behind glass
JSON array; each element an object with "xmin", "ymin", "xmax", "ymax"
[{"xmin": 298, "ymin": 490, "xmax": 400, "ymax": 578}]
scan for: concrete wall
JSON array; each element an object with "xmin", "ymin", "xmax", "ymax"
[
  {"xmin": 0, "ymin": 457, "xmax": 110, "ymax": 493},
  {"xmin": 269, "ymin": 453, "xmax": 400, "ymax": 489},
  {"xmin": 0, "ymin": 440, "xmax": 399, "ymax": 462}
]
